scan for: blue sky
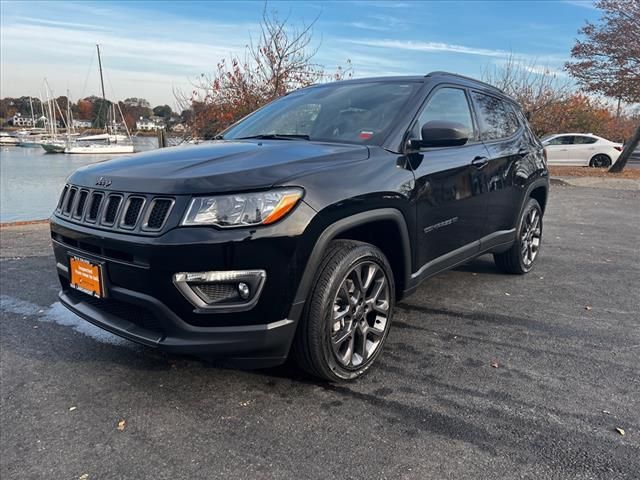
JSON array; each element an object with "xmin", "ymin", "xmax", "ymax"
[{"xmin": 1, "ymin": 0, "xmax": 600, "ymax": 107}]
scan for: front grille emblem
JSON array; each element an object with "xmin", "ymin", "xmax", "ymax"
[{"xmin": 95, "ymin": 176, "xmax": 112, "ymax": 187}]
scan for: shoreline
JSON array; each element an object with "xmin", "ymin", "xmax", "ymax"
[{"xmin": 0, "ymin": 219, "xmax": 49, "ymax": 228}]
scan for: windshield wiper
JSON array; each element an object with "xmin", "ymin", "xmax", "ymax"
[{"xmin": 235, "ymin": 134, "xmax": 310, "ymax": 141}]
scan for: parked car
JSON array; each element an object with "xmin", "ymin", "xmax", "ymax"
[
  {"xmin": 541, "ymin": 133, "xmax": 622, "ymax": 167},
  {"xmin": 50, "ymin": 72, "xmax": 549, "ymax": 381}
]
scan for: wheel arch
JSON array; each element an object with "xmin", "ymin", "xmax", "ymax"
[
  {"xmin": 529, "ymin": 183, "xmax": 548, "ymax": 213},
  {"xmin": 288, "ymin": 208, "xmax": 412, "ymax": 321},
  {"xmin": 589, "ymin": 153, "xmax": 612, "ymax": 167}
]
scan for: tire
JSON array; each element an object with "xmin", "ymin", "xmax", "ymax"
[
  {"xmin": 292, "ymin": 240, "xmax": 395, "ymax": 381},
  {"xmin": 589, "ymin": 154, "xmax": 611, "ymax": 168},
  {"xmin": 494, "ymin": 198, "xmax": 542, "ymax": 274}
]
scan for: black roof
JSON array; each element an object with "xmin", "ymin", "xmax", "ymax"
[
  {"xmin": 306, "ymin": 71, "xmax": 505, "ymax": 96},
  {"xmin": 426, "ymin": 71, "xmax": 505, "ymax": 95}
]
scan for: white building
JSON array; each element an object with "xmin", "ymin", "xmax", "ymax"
[
  {"xmin": 73, "ymin": 119, "xmax": 93, "ymax": 129},
  {"xmin": 136, "ymin": 116, "xmax": 165, "ymax": 131},
  {"xmin": 11, "ymin": 113, "xmax": 37, "ymax": 127}
]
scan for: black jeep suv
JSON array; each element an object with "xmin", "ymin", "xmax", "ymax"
[{"xmin": 51, "ymin": 72, "xmax": 548, "ymax": 381}]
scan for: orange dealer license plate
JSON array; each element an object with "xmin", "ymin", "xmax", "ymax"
[{"xmin": 69, "ymin": 256, "xmax": 104, "ymax": 298}]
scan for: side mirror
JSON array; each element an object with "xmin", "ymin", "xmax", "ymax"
[{"xmin": 408, "ymin": 121, "xmax": 470, "ymax": 149}]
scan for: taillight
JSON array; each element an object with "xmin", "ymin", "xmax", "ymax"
[
  {"xmin": 543, "ymin": 148, "xmax": 548, "ymax": 162},
  {"xmin": 614, "ymin": 146, "xmax": 622, "ymax": 152}
]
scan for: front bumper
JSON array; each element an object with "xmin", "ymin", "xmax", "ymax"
[
  {"xmin": 59, "ymin": 288, "xmax": 296, "ymax": 367},
  {"xmin": 50, "ymin": 202, "xmax": 316, "ymax": 366}
]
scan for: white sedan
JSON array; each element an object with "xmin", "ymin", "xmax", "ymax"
[{"xmin": 541, "ymin": 133, "xmax": 623, "ymax": 167}]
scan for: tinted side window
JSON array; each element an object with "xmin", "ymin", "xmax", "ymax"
[
  {"xmin": 574, "ymin": 136, "xmax": 597, "ymax": 144},
  {"xmin": 547, "ymin": 136, "xmax": 574, "ymax": 145},
  {"xmin": 472, "ymin": 92, "xmax": 520, "ymax": 141},
  {"xmin": 414, "ymin": 87, "xmax": 474, "ymax": 139}
]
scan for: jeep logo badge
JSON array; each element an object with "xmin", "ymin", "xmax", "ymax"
[{"xmin": 95, "ymin": 177, "xmax": 112, "ymax": 187}]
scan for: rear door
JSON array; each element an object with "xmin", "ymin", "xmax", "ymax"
[
  {"xmin": 470, "ymin": 91, "xmax": 528, "ymax": 237},
  {"xmin": 410, "ymin": 86, "xmax": 490, "ymax": 271},
  {"xmin": 570, "ymin": 135, "xmax": 598, "ymax": 165}
]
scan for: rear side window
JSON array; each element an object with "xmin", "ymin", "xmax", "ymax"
[
  {"xmin": 414, "ymin": 87, "xmax": 474, "ymax": 139},
  {"xmin": 547, "ymin": 136, "xmax": 574, "ymax": 145},
  {"xmin": 573, "ymin": 136, "xmax": 598, "ymax": 144},
  {"xmin": 472, "ymin": 92, "xmax": 520, "ymax": 141}
]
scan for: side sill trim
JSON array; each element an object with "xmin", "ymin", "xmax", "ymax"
[
  {"xmin": 411, "ymin": 240, "xmax": 480, "ymax": 280},
  {"xmin": 408, "ymin": 228, "xmax": 517, "ymax": 288}
]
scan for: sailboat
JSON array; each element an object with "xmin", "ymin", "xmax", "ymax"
[
  {"xmin": 41, "ymin": 88, "xmax": 80, "ymax": 153},
  {"xmin": 65, "ymin": 45, "xmax": 135, "ymax": 155},
  {"xmin": 17, "ymin": 97, "xmax": 52, "ymax": 147},
  {"xmin": 0, "ymin": 132, "xmax": 20, "ymax": 146}
]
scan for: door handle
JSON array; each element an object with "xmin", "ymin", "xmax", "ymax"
[{"xmin": 472, "ymin": 156, "xmax": 489, "ymax": 169}]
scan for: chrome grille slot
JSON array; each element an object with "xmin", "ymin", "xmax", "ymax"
[
  {"xmin": 57, "ymin": 185, "xmax": 69, "ymax": 211},
  {"xmin": 144, "ymin": 199, "xmax": 173, "ymax": 230},
  {"xmin": 64, "ymin": 188, "xmax": 77, "ymax": 215},
  {"xmin": 102, "ymin": 195, "xmax": 122, "ymax": 225},
  {"xmin": 87, "ymin": 192, "xmax": 104, "ymax": 222},
  {"xmin": 87, "ymin": 193, "xmax": 104, "ymax": 222},
  {"xmin": 74, "ymin": 190, "xmax": 89, "ymax": 218},
  {"xmin": 121, "ymin": 197, "xmax": 145, "ymax": 228},
  {"xmin": 55, "ymin": 184, "xmax": 176, "ymax": 234}
]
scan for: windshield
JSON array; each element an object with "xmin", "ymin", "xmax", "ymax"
[{"xmin": 222, "ymin": 81, "xmax": 421, "ymax": 145}]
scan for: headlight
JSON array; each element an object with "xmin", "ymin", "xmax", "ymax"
[{"xmin": 181, "ymin": 188, "xmax": 303, "ymax": 227}]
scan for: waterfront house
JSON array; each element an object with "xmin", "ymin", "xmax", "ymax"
[
  {"xmin": 73, "ymin": 119, "xmax": 93, "ymax": 129},
  {"xmin": 10, "ymin": 113, "xmax": 37, "ymax": 127},
  {"xmin": 136, "ymin": 116, "xmax": 165, "ymax": 131}
]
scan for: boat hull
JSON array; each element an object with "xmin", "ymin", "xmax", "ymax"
[
  {"xmin": 64, "ymin": 144, "xmax": 135, "ymax": 154},
  {"xmin": 41, "ymin": 143, "xmax": 66, "ymax": 153}
]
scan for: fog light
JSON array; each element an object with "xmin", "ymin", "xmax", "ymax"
[
  {"xmin": 173, "ymin": 270, "xmax": 266, "ymax": 311},
  {"xmin": 238, "ymin": 282, "xmax": 250, "ymax": 300}
]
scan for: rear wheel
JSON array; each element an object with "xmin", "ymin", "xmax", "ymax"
[
  {"xmin": 494, "ymin": 198, "xmax": 542, "ymax": 274},
  {"xmin": 589, "ymin": 154, "xmax": 611, "ymax": 168},
  {"xmin": 292, "ymin": 240, "xmax": 395, "ymax": 381}
]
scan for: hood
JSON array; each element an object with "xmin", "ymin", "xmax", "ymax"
[{"xmin": 68, "ymin": 140, "xmax": 369, "ymax": 194}]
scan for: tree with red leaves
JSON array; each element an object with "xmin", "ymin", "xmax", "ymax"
[
  {"xmin": 177, "ymin": 6, "xmax": 351, "ymax": 139},
  {"xmin": 565, "ymin": 0, "xmax": 640, "ymax": 172},
  {"xmin": 565, "ymin": 0, "xmax": 640, "ymax": 115}
]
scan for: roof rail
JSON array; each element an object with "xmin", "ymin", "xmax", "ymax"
[{"xmin": 425, "ymin": 71, "xmax": 505, "ymax": 94}]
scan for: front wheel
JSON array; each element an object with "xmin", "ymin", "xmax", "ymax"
[
  {"xmin": 494, "ymin": 198, "xmax": 543, "ymax": 274},
  {"xmin": 292, "ymin": 240, "xmax": 395, "ymax": 381}
]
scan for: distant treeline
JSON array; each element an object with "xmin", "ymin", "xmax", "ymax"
[{"xmin": 0, "ymin": 96, "xmax": 189, "ymax": 131}]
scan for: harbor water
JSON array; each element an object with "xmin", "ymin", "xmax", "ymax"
[{"xmin": 0, "ymin": 137, "xmax": 159, "ymax": 222}]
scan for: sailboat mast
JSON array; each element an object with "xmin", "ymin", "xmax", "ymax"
[
  {"xmin": 67, "ymin": 89, "xmax": 72, "ymax": 136},
  {"xmin": 29, "ymin": 97, "xmax": 35, "ymax": 129},
  {"xmin": 96, "ymin": 43, "xmax": 110, "ymax": 135},
  {"xmin": 39, "ymin": 93, "xmax": 45, "ymax": 125},
  {"xmin": 96, "ymin": 44, "xmax": 106, "ymax": 103}
]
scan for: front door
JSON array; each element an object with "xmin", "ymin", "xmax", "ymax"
[
  {"xmin": 409, "ymin": 86, "xmax": 490, "ymax": 273},
  {"xmin": 545, "ymin": 135, "xmax": 574, "ymax": 164}
]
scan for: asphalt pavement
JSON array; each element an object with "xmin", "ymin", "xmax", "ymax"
[{"xmin": 1, "ymin": 185, "xmax": 639, "ymax": 480}]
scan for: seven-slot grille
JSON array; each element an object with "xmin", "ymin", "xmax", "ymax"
[{"xmin": 56, "ymin": 185, "xmax": 174, "ymax": 233}]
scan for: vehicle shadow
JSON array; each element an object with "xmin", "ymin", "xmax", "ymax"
[{"xmin": 452, "ymin": 255, "xmax": 502, "ymax": 274}]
